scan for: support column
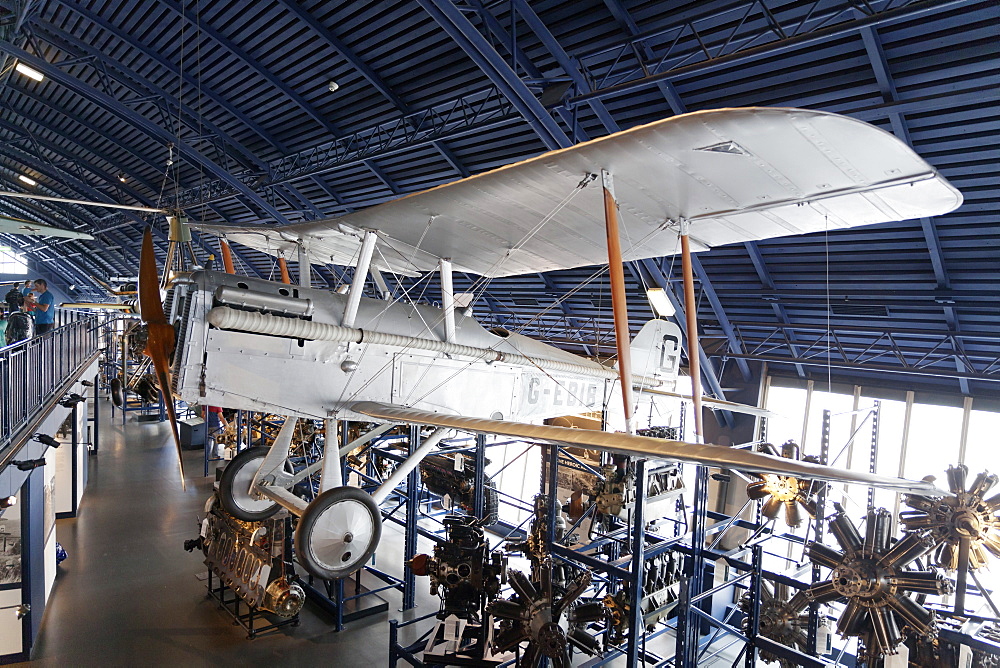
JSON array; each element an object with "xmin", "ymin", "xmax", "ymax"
[
  {"xmin": 473, "ymin": 434, "xmax": 486, "ymax": 519},
  {"xmin": 626, "ymin": 459, "xmax": 647, "ymax": 667},
  {"xmin": 402, "ymin": 425, "xmax": 420, "ymax": 611}
]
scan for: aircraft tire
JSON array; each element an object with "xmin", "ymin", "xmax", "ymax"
[
  {"xmin": 110, "ymin": 377, "xmax": 124, "ymax": 408},
  {"xmin": 295, "ymin": 486, "xmax": 382, "ymax": 580},
  {"xmin": 219, "ymin": 447, "xmax": 281, "ymax": 521}
]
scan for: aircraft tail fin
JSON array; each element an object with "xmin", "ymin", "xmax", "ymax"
[{"xmin": 630, "ymin": 319, "xmax": 682, "ymax": 388}]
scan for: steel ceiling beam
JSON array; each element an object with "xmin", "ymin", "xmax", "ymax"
[
  {"xmin": 159, "ymin": 0, "xmax": 342, "ymax": 138},
  {"xmin": 156, "ymin": 84, "xmax": 518, "ymax": 212},
  {"xmin": 0, "ymin": 0, "xmax": 40, "ymax": 94},
  {"xmin": 536, "ymin": 272, "xmax": 593, "ymax": 356},
  {"xmin": 0, "ymin": 125, "xmax": 231, "ymax": 282},
  {"xmin": 52, "ymin": 0, "xmax": 291, "ymax": 156},
  {"xmin": 30, "ymin": 19, "xmax": 271, "ymax": 169},
  {"xmin": 743, "ymin": 241, "xmax": 807, "ymax": 377},
  {"xmin": 0, "ymin": 39, "xmax": 294, "ymax": 226},
  {"xmin": 601, "ymin": 0, "xmax": 688, "ymax": 115},
  {"xmin": 252, "ymin": 1, "xmax": 465, "ymax": 194},
  {"xmin": 464, "ymin": 0, "xmax": 589, "ymax": 142},
  {"xmin": 418, "ymin": 0, "xmax": 573, "ymax": 151},
  {"xmin": 0, "ymin": 142, "xmax": 152, "ymax": 274},
  {"xmin": 5, "ymin": 83, "xmax": 177, "ymax": 190},
  {"xmin": 0, "ymin": 112, "xmax": 239, "ymax": 271},
  {"xmin": 689, "ymin": 253, "xmax": 751, "ymax": 382},
  {"xmin": 511, "ymin": 0, "xmax": 619, "ymax": 134},
  {"xmin": 562, "ymin": 0, "xmax": 967, "ymax": 107},
  {"xmin": 276, "ymin": 0, "xmax": 468, "ymax": 171},
  {"xmin": 859, "ymin": 22, "xmax": 970, "ymax": 395}
]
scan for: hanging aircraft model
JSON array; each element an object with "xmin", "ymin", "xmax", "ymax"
[
  {"xmin": 129, "ymin": 107, "xmax": 960, "ymax": 581},
  {"xmin": 0, "ymin": 212, "xmax": 94, "ymax": 240}
]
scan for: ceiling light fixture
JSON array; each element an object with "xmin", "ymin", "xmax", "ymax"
[
  {"xmin": 646, "ymin": 287, "xmax": 675, "ymax": 318},
  {"xmin": 14, "ymin": 62, "xmax": 44, "ymax": 82},
  {"xmin": 328, "ymin": 80, "xmax": 339, "ymax": 93},
  {"xmin": 18, "ymin": 174, "xmax": 36, "ymax": 186},
  {"xmin": 0, "ymin": 496, "xmax": 14, "ymax": 509}
]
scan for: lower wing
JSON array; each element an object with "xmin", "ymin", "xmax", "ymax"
[{"xmin": 352, "ymin": 401, "xmax": 944, "ymax": 497}]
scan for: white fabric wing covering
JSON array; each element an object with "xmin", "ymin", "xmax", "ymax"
[{"xmin": 191, "ymin": 107, "xmax": 961, "ymax": 278}]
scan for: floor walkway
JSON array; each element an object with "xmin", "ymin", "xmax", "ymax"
[
  {"xmin": 18, "ymin": 400, "xmax": 427, "ymax": 667},
  {"xmin": 19, "ymin": 400, "xmax": 745, "ymax": 667}
]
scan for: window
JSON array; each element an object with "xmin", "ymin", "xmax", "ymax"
[
  {"xmin": 964, "ymin": 408, "xmax": 1000, "ymax": 476},
  {"xmin": 762, "ymin": 384, "xmax": 809, "ymax": 449},
  {"xmin": 0, "ymin": 247, "xmax": 27, "ymax": 274}
]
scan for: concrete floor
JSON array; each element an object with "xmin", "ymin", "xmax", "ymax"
[
  {"xmin": 20, "ymin": 401, "xmax": 437, "ymax": 667},
  {"xmin": 19, "ymin": 400, "xmax": 748, "ymax": 667}
]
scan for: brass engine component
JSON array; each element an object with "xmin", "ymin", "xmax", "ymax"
[
  {"xmin": 804, "ymin": 507, "xmax": 953, "ymax": 664},
  {"xmin": 196, "ymin": 496, "xmax": 303, "ymax": 618},
  {"xmin": 738, "ymin": 581, "xmax": 811, "ymax": 668},
  {"xmin": 901, "ymin": 464, "xmax": 1000, "ymax": 571},
  {"xmin": 746, "ymin": 441, "xmax": 824, "ymax": 528}
]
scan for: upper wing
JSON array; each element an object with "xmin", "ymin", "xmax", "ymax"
[
  {"xmin": 352, "ymin": 401, "xmax": 945, "ymax": 496},
  {"xmin": 191, "ymin": 107, "xmax": 960, "ymax": 278},
  {"xmin": 0, "ymin": 215, "xmax": 94, "ymax": 240}
]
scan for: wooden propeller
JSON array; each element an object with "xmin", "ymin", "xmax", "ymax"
[{"xmin": 139, "ymin": 228, "xmax": 186, "ymax": 490}]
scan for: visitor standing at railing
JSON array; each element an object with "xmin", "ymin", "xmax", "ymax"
[
  {"xmin": 32, "ymin": 278, "xmax": 55, "ymax": 335},
  {"xmin": 4, "ymin": 289, "xmax": 32, "ymax": 345}
]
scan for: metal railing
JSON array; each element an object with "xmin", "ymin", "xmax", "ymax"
[{"xmin": 0, "ymin": 313, "xmax": 103, "ymax": 452}]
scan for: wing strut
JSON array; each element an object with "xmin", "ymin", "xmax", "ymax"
[
  {"xmin": 440, "ymin": 258, "xmax": 457, "ymax": 343},
  {"xmin": 343, "ymin": 230, "xmax": 378, "ymax": 328},
  {"xmin": 277, "ymin": 256, "xmax": 292, "ymax": 284},
  {"xmin": 602, "ymin": 170, "xmax": 634, "ymax": 434},
  {"xmin": 680, "ymin": 219, "xmax": 703, "ymax": 442},
  {"xmin": 219, "ymin": 238, "xmax": 236, "ymax": 274}
]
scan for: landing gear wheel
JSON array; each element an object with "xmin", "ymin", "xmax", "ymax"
[
  {"xmin": 110, "ymin": 377, "xmax": 124, "ymax": 408},
  {"xmin": 219, "ymin": 447, "xmax": 280, "ymax": 521},
  {"xmin": 295, "ymin": 486, "xmax": 382, "ymax": 580}
]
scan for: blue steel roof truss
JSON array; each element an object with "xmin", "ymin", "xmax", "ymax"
[{"xmin": 0, "ymin": 0, "xmax": 992, "ymax": 404}]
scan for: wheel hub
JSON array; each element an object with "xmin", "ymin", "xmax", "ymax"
[
  {"xmin": 537, "ymin": 621, "xmax": 566, "ymax": 658},
  {"xmin": 832, "ymin": 557, "xmax": 887, "ymax": 601}
]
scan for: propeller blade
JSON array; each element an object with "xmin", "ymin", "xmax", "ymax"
[
  {"xmin": 139, "ymin": 229, "xmax": 167, "ymax": 325},
  {"xmin": 140, "ymin": 228, "xmax": 186, "ymax": 490}
]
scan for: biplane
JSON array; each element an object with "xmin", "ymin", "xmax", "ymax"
[{"xmin": 131, "ymin": 107, "xmax": 960, "ymax": 580}]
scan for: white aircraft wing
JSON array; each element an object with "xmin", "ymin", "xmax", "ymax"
[
  {"xmin": 352, "ymin": 401, "xmax": 945, "ymax": 496},
  {"xmin": 191, "ymin": 107, "xmax": 960, "ymax": 278},
  {"xmin": 0, "ymin": 215, "xmax": 94, "ymax": 240}
]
